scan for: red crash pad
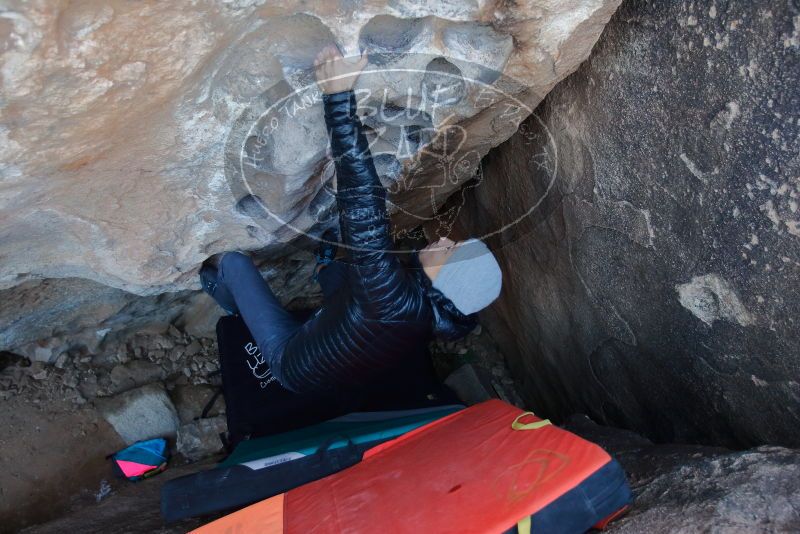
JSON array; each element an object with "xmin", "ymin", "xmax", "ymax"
[
  {"xmin": 286, "ymin": 399, "xmax": 612, "ymax": 533},
  {"xmin": 195, "ymin": 400, "xmax": 622, "ymax": 533}
]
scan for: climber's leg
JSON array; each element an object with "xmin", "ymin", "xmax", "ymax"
[{"xmin": 217, "ymin": 251, "xmax": 301, "ymax": 368}]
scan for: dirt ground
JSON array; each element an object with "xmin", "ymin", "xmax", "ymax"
[
  {"xmin": 0, "ymin": 390, "xmax": 125, "ymax": 533},
  {"xmin": 18, "ymin": 459, "xmax": 215, "ymax": 534}
]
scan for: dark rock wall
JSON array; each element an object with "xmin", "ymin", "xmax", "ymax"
[{"xmin": 461, "ymin": 0, "xmax": 800, "ymax": 447}]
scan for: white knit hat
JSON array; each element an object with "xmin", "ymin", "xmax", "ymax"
[{"xmin": 431, "ymin": 238, "xmax": 502, "ymax": 315}]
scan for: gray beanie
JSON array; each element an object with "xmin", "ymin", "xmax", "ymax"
[{"xmin": 431, "ymin": 238, "xmax": 502, "ymax": 315}]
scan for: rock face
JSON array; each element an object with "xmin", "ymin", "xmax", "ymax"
[
  {"xmin": 171, "ymin": 383, "xmax": 225, "ymax": 424},
  {"xmin": 0, "ymin": 249, "xmax": 314, "ymax": 361},
  {"xmin": 176, "ymin": 415, "xmax": 228, "ymax": 461},
  {"xmin": 565, "ymin": 416, "xmax": 800, "ymax": 533},
  {"xmin": 96, "ymin": 383, "xmax": 180, "ymax": 445},
  {"xmin": 0, "ymin": 0, "xmax": 620, "ymax": 300},
  {"xmin": 615, "ymin": 446, "xmax": 800, "ymax": 533},
  {"xmin": 459, "ymin": 0, "xmax": 800, "ymax": 447}
]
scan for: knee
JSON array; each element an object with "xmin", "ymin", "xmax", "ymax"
[{"xmin": 219, "ymin": 251, "xmax": 253, "ymax": 277}]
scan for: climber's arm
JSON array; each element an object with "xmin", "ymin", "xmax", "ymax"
[
  {"xmin": 314, "ymin": 46, "xmax": 418, "ymax": 320},
  {"xmin": 322, "ymin": 89, "xmax": 393, "ymax": 264},
  {"xmin": 315, "ymin": 45, "xmax": 392, "ymax": 265}
]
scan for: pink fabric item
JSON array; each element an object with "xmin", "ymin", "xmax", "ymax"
[{"xmin": 116, "ymin": 459, "xmax": 155, "ymax": 478}]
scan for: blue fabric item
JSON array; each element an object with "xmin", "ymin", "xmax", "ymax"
[
  {"xmin": 208, "ymin": 89, "xmax": 476, "ymax": 394},
  {"xmin": 113, "ymin": 438, "xmax": 168, "ymax": 465},
  {"xmin": 502, "ymin": 459, "xmax": 632, "ymax": 534},
  {"xmin": 112, "ymin": 438, "xmax": 169, "ymax": 481}
]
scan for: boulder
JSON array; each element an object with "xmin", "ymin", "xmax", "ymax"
[
  {"xmin": 174, "ymin": 292, "xmax": 225, "ymax": 340},
  {"xmin": 0, "ymin": 277, "xmax": 197, "ymax": 361},
  {"xmin": 171, "ymin": 384, "xmax": 225, "ymax": 424},
  {"xmin": 96, "ymin": 383, "xmax": 180, "ymax": 445},
  {"xmin": 459, "ymin": 0, "xmax": 800, "ymax": 447},
  {"xmin": 107, "ymin": 360, "xmax": 166, "ymax": 395},
  {"xmin": 0, "ymin": 0, "xmax": 620, "ymax": 297},
  {"xmin": 176, "ymin": 416, "xmax": 228, "ymax": 461},
  {"xmin": 0, "ymin": 0, "xmax": 623, "ymax": 356},
  {"xmin": 443, "ymin": 363, "xmax": 496, "ymax": 405},
  {"xmin": 565, "ymin": 415, "xmax": 800, "ymax": 533},
  {"xmin": 0, "ymin": 249, "xmax": 315, "ymax": 358},
  {"xmin": 614, "ymin": 446, "xmax": 800, "ymax": 533}
]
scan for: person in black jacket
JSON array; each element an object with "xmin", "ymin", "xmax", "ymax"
[{"xmin": 200, "ymin": 45, "xmax": 502, "ymax": 393}]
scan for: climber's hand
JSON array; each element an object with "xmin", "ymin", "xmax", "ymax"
[{"xmin": 314, "ymin": 44, "xmax": 369, "ymax": 95}]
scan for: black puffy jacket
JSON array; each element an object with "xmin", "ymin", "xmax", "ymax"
[{"xmin": 276, "ymin": 90, "xmax": 477, "ymax": 393}]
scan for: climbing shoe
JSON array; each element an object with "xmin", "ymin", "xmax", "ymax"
[{"xmin": 199, "ymin": 263, "xmax": 238, "ymax": 315}]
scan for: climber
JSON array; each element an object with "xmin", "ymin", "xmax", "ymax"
[{"xmin": 199, "ymin": 45, "xmax": 502, "ymax": 393}]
